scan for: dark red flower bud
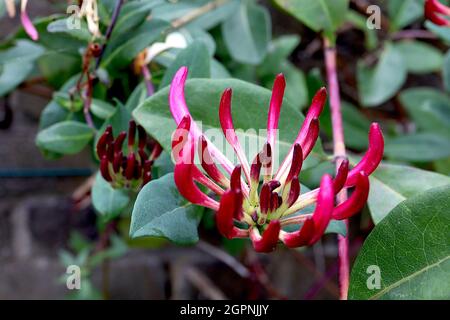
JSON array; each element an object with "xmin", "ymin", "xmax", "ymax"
[
  {"xmin": 149, "ymin": 143, "xmax": 163, "ymax": 161},
  {"xmin": 113, "ymin": 151, "xmax": 123, "ymax": 174},
  {"xmin": 230, "ymin": 165, "xmax": 242, "ymax": 192},
  {"xmin": 250, "ymin": 152, "xmax": 262, "ymax": 183},
  {"xmin": 124, "ymin": 153, "xmax": 136, "ymax": 180},
  {"xmin": 96, "ymin": 127, "xmax": 113, "ymax": 158},
  {"xmin": 107, "ymin": 141, "xmax": 115, "ymax": 162},
  {"xmin": 128, "ymin": 120, "xmax": 136, "ymax": 147},
  {"xmin": 286, "ymin": 143, "xmax": 303, "ymax": 183},
  {"xmin": 114, "ymin": 131, "xmax": 127, "ymax": 154},
  {"xmin": 100, "ymin": 156, "xmax": 112, "ymax": 182},
  {"xmin": 287, "ymin": 177, "xmax": 300, "ymax": 207},
  {"xmin": 260, "ymin": 183, "xmax": 270, "ymax": 214},
  {"xmin": 143, "ymin": 172, "xmax": 152, "ymax": 185}
]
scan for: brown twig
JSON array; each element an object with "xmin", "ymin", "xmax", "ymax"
[{"xmin": 185, "ymin": 267, "xmax": 228, "ymax": 300}]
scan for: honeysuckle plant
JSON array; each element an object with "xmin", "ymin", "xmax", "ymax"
[
  {"xmin": 1, "ymin": 0, "xmax": 449, "ymax": 300},
  {"xmin": 169, "ymin": 67, "xmax": 384, "ymax": 252}
]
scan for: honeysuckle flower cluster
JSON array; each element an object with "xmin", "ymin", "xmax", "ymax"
[
  {"xmin": 4, "ymin": 0, "xmax": 38, "ymax": 41},
  {"xmin": 96, "ymin": 120, "xmax": 162, "ymax": 191},
  {"xmin": 169, "ymin": 67, "xmax": 384, "ymax": 253},
  {"xmin": 425, "ymin": 0, "xmax": 450, "ymax": 26}
]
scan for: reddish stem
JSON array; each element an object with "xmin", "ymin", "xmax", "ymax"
[
  {"xmin": 323, "ymin": 37, "xmax": 349, "ymax": 300},
  {"xmin": 141, "ymin": 65, "xmax": 155, "ymax": 96}
]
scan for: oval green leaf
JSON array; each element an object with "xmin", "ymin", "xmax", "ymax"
[
  {"xmin": 36, "ymin": 121, "xmax": 95, "ymax": 155},
  {"xmin": 130, "ymin": 173, "xmax": 204, "ymax": 245},
  {"xmin": 349, "ymin": 185, "xmax": 450, "ymax": 299}
]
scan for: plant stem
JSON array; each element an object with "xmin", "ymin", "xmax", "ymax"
[
  {"xmin": 323, "ymin": 36, "xmax": 349, "ymax": 300},
  {"xmin": 95, "ymin": 0, "xmax": 124, "ymax": 69},
  {"xmin": 141, "ymin": 65, "xmax": 154, "ymax": 96},
  {"xmin": 391, "ymin": 29, "xmax": 437, "ymax": 40},
  {"xmin": 83, "ymin": 75, "xmax": 95, "ymax": 128}
]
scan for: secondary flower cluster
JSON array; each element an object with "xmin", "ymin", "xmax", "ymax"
[
  {"xmin": 425, "ymin": 0, "xmax": 450, "ymax": 26},
  {"xmin": 169, "ymin": 67, "xmax": 384, "ymax": 253},
  {"xmin": 96, "ymin": 120, "xmax": 162, "ymax": 191},
  {"xmin": 4, "ymin": 0, "xmax": 38, "ymax": 41}
]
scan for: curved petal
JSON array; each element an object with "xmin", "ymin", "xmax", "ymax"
[
  {"xmin": 219, "ymin": 88, "xmax": 251, "ymax": 183},
  {"xmin": 280, "ymin": 174, "xmax": 334, "ymax": 247},
  {"xmin": 20, "ymin": 0, "xmax": 38, "ymax": 41},
  {"xmin": 428, "ymin": 0, "xmax": 450, "ymax": 15},
  {"xmin": 169, "ymin": 67, "xmax": 234, "ymax": 174},
  {"xmin": 286, "ymin": 143, "xmax": 303, "ymax": 183},
  {"xmin": 333, "ymin": 158, "xmax": 349, "ymax": 194},
  {"xmin": 198, "ymin": 136, "xmax": 230, "ymax": 187},
  {"xmin": 216, "ymin": 189, "xmax": 248, "ymax": 239},
  {"xmin": 309, "ymin": 174, "xmax": 334, "ymax": 244},
  {"xmin": 250, "ymin": 220, "xmax": 281, "ymax": 253},
  {"xmin": 267, "ymin": 74, "xmax": 286, "ymax": 151},
  {"xmin": 346, "ymin": 123, "xmax": 383, "ymax": 186},
  {"xmin": 275, "ymin": 88, "xmax": 326, "ymax": 181},
  {"xmin": 174, "ymin": 137, "xmax": 219, "ymax": 210},
  {"xmin": 333, "ymin": 172, "xmax": 369, "ymax": 220}
]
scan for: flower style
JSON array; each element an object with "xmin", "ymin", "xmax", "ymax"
[
  {"xmin": 425, "ymin": 0, "xmax": 450, "ymax": 26},
  {"xmin": 169, "ymin": 67, "xmax": 384, "ymax": 253},
  {"xmin": 96, "ymin": 120, "xmax": 162, "ymax": 191},
  {"xmin": 4, "ymin": 0, "xmax": 39, "ymax": 41}
]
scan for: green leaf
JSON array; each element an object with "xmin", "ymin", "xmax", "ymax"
[
  {"xmin": 160, "ymin": 41, "xmax": 211, "ymax": 88},
  {"xmin": 39, "ymin": 74, "xmax": 80, "ymax": 130},
  {"xmin": 91, "ymin": 172, "xmax": 130, "ymax": 220},
  {"xmin": 349, "ymin": 185, "xmax": 450, "ymax": 299},
  {"xmin": 384, "ymin": 133, "xmax": 450, "ymax": 162},
  {"xmin": 221, "ymin": 1, "xmax": 271, "ymax": 64},
  {"xmin": 444, "ymin": 50, "xmax": 450, "ymax": 93},
  {"xmin": 110, "ymin": 0, "xmax": 164, "ymax": 37},
  {"xmin": 394, "ymin": 40, "xmax": 443, "ymax": 74},
  {"xmin": 91, "ymin": 99, "xmax": 116, "ymax": 120},
  {"xmin": 133, "ymin": 78, "xmax": 326, "ymax": 170},
  {"xmin": 152, "ymin": 0, "xmax": 239, "ymax": 30},
  {"xmin": 258, "ymin": 35, "xmax": 300, "ymax": 76},
  {"xmin": 0, "ymin": 40, "xmax": 45, "ymax": 97},
  {"xmin": 426, "ymin": 21, "xmax": 450, "ymax": 43},
  {"xmin": 367, "ymin": 163, "xmax": 450, "ymax": 224},
  {"xmin": 101, "ymin": 19, "xmax": 170, "ymax": 70},
  {"xmin": 399, "ymin": 87, "xmax": 450, "ymax": 137},
  {"xmin": 388, "ymin": 0, "xmax": 425, "ymax": 31},
  {"xmin": 130, "ymin": 173, "xmax": 204, "ymax": 245},
  {"xmin": 47, "ymin": 18, "xmax": 91, "ymax": 42},
  {"xmin": 274, "ymin": 0, "xmax": 349, "ymax": 33},
  {"xmin": 0, "ymin": 40, "xmax": 45, "ymax": 64},
  {"xmin": 179, "ymin": 27, "xmax": 216, "ymax": 56},
  {"xmin": 357, "ymin": 43, "xmax": 407, "ymax": 107},
  {"xmin": 36, "ymin": 121, "xmax": 95, "ymax": 155}
]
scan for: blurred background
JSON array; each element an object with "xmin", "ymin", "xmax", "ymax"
[{"xmin": 0, "ymin": 0, "xmax": 448, "ymax": 299}]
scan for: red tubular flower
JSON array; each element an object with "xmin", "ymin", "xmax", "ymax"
[
  {"xmin": 169, "ymin": 67, "xmax": 384, "ymax": 252},
  {"xmin": 425, "ymin": 0, "xmax": 450, "ymax": 26},
  {"xmin": 96, "ymin": 120, "xmax": 161, "ymax": 190}
]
